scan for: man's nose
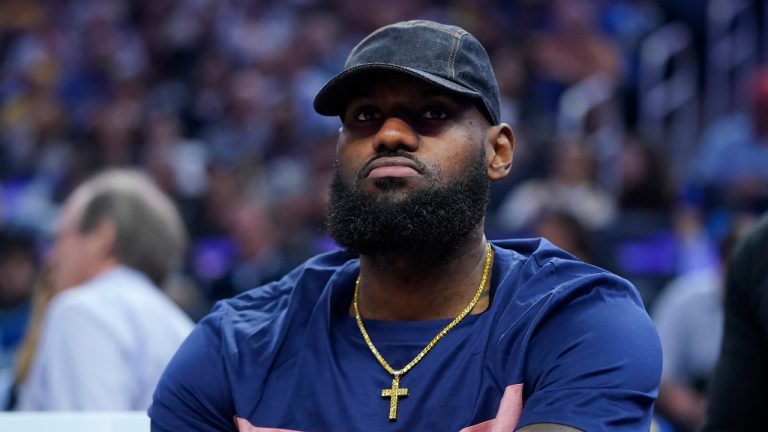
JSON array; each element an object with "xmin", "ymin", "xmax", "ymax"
[{"xmin": 372, "ymin": 117, "xmax": 419, "ymax": 153}]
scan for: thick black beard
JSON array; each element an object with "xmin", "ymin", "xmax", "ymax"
[{"xmin": 326, "ymin": 148, "xmax": 490, "ymax": 266}]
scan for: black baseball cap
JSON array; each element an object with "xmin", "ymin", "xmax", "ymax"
[{"xmin": 313, "ymin": 20, "xmax": 501, "ymax": 125}]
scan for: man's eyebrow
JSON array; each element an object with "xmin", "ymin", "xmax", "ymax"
[{"xmin": 347, "ymin": 89, "xmax": 374, "ymax": 102}]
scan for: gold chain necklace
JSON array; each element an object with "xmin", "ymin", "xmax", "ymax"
[{"xmin": 352, "ymin": 242, "xmax": 494, "ymax": 421}]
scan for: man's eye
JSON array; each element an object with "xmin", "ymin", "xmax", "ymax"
[
  {"xmin": 422, "ymin": 107, "xmax": 448, "ymax": 120},
  {"xmin": 355, "ymin": 108, "xmax": 380, "ymax": 122}
]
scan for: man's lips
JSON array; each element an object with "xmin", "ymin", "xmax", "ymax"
[{"xmin": 362, "ymin": 157, "xmax": 424, "ymax": 179}]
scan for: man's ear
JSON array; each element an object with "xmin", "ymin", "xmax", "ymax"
[
  {"xmin": 88, "ymin": 220, "xmax": 117, "ymax": 259},
  {"xmin": 486, "ymin": 123, "xmax": 514, "ymax": 181}
]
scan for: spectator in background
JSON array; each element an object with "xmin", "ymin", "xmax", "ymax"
[
  {"xmin": 532, "ymin": 209, "xmax": 592, "ymax": 263},
  {"xmin": 16, "ymin": 169, "xmax": 193, "ymax": 411},
  {"xmin": 692, "ymin": 68, "xmax": 768, "ymax": 212},
  {"xmin": 617, "ymin": 135, "xmax": 675, "ymax": 215},
  {"xmin": 705, "ymin": 211, "xmax": 768, "ymax": 430},
  {"xmin": 529, "ymin": 0, "xmax": 622, "ymax": 112},
  {"xmin": 652, "ymin": 217, "xmax": 753, "ymax": 432},
  {"xmin": 208, "ymin": 200, "xmax": 291, "ymax": 302},
  {"xmin": 496, "ymin": 137, "xmax": 615, "ymax": 234},
  {"xmin": 0, "ymin": 229, "xmax": 38, "ymax": 409},
  {"xmin": 590, "ymin": 136, "xmax": 684, "ymax": 309}
]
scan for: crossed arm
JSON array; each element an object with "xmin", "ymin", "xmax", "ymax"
[{"xmin": 518, "ymin": 424, "xmax": 581, "ymax": 431}]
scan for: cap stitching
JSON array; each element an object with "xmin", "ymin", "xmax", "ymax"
[
  {"xmin": 409, "ymin": 21, "xmax": 466, "ymax": 39},
  {"xmin": 346, "ymin": 21, "xmax": 468, "ymax": 66},
  {"xmin": 448, "ymin": 33, "xmax": 464, "ymax": 79}
]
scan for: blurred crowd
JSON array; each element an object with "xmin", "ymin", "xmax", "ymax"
[{"xmin": 1, "ymin": 0, "xmax": 767, "ymax": 430}]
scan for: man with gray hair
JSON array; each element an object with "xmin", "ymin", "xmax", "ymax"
[{"xmin": 18, "ymin": 169, "xmax": 193, "ymax": 410}]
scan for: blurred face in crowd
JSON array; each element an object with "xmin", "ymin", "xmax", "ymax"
[
  {"xmin": 327, "ymin": 75, "xmax": 512, "ymax": 262},
  {"xmin": 0, "ymin": 245, "xmax": 36, "ymax": 308},
  {"xmin": 49, "ymin": 194, "xmax": 114, "ymax": 292},
  {"xmin": 552, "ymin": 141, "xmax": 595, "ymax": 185}
]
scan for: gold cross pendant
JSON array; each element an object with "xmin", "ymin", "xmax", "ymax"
[{"xmin": 381, "ymin": 374, "xmax": 409, "ymax": 421}]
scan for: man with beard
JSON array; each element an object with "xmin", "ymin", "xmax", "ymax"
[{"xmin": 150, "ymin": 20, "xmax": 661, "ymax": 431}]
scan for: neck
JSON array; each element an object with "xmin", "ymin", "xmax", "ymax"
[
  {"xmin": 354, "ymin": 230, "xmax": 491, "ymax": 321},
  {"xmin": 86, "ymin": 257, "xmax": 120, "ymax": 282}
]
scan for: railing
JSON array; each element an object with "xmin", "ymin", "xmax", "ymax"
[
  {"xmin": 557, "ymin": 73, "xmax": 623, "ymax": 191},
  {"xmin": 705, "ymin": 0, "xmax": 758, "ymax": 122},
  {"xmin": 637, "ymin": 22, "xmax": 699, "ymax": 182},
  {"xmin": 557, "ymin": 74, "xmax": 617, "ymax": 136}
]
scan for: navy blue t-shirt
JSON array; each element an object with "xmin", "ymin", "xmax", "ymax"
[{"xmin": 149, "ymin": 239, "xmax": 661, "ymax": 431}]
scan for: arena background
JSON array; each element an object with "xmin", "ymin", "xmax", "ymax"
[{"xmin": 1, "ymin": 1, "xmax": 767, "ymax": 431}]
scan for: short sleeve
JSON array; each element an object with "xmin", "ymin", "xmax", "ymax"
[
  {"xmin": 149, "ymin": 306, "xmax": 236, "ymax": 432},
  {"xmin": 517, "ymin": 279, "xmax": 662, "ymax": 431}
]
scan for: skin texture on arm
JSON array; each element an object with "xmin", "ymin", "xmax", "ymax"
[{"xmin": 657, "ymin": 381, "xmax": 706, "ymax": 431}]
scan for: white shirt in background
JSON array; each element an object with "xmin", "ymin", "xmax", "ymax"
[{"xmin": 18, "ymin": 266, "xmax": 194, "ymax": 410}]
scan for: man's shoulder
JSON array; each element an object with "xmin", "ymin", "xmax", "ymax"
[
  {"xmin": 492, "ymin": 237, "xmax": 632, "ymax": 287},
  {"xmin": 46, "ymin": 281, "xmax": 103, "ymax": 320},
  {"xmin": 201, "ymin": 248, "xmax": 357, "ymax": 332},
  {"xmin": 489, "ymin": 239, "xmax": 660, "ymax": 432},
  {"xmin": 47, "ymin": 266, "xmax": 162, "ymax": 318},
  {"xmin": 491, "ymin": 236, "xmax": 643, "ymax": 313},
  {"xmin": 154, "ymin": 248, "xmax": 359, "ymax": 412},
  {"xmin": 654, "ymin": 269, "xmax": 720, "ymax": 311}
]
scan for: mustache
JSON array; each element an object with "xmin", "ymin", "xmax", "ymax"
[{"xmin": 357, "ymin": 150, "xmax": 431, "ymax": 180}]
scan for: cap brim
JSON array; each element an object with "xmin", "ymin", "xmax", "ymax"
[{"xmin": 313, "ymin": 63, "xmax": 482, "ymax": 117}]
